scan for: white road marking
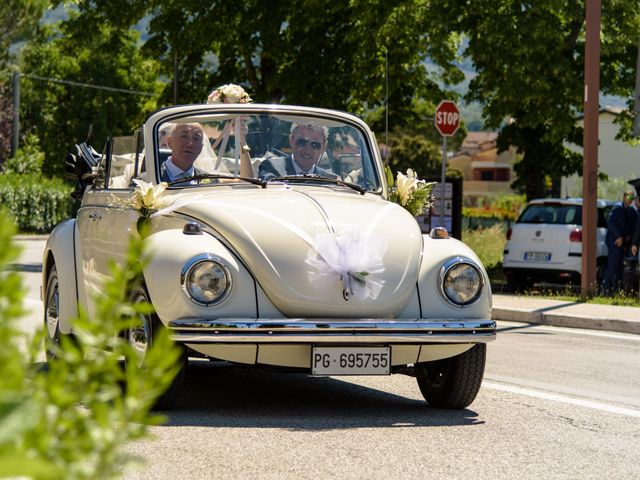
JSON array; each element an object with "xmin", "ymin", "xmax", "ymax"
[
  {"xmin": 483, "ymin": 380, "xmax": 640, "ymax": 418},
  {"xmin": 496, "ymin": 320, "xmax": 640, "ymax": 342}
]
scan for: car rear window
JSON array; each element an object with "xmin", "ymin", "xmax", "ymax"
[
  {"xmin": 518, "ymin": 204, "xmax": 582, "ymax": 225},
  {"xmin": 517, "ymin": 204, "xmax": 609, "ymax": 227}
]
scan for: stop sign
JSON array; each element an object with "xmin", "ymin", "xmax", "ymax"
[{"xmin": 434, "ymin": 100, "xmax": 460, "ymax": 137}]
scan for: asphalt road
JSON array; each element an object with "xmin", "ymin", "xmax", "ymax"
[{"xmin": 13, "ymin": 238, "xmax": 640, "ymax": 479}]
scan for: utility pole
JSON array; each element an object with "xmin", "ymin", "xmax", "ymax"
[
  {"xmin": 581, "ymin": 0, "xmax": 600, "ymax": 297},
  {"xmin": 633, "ymin": 37, "xmax": 640, "ymax": 136},
  {"xmin": 11, "ymin": 72, "xmax": 20, "ymax": 157}
]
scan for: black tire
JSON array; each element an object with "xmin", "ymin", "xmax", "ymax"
[
  {"xmin": 596, "ymin": 259, "xmax": 607, "ymax": 286},
  {"xmin": 506, "ymin": 274, "xmax": 531, "ymax": 293},
  {"xmin": 44, "ymin": 265, "xmax": 79, "ymax": 362},
  {"xmin": 127, "ymin": 286, "xmax": 186, "ymax": 410},
  {"xmin": 415, "ymin": 344, "xmax": 487, "ymax": 409}
]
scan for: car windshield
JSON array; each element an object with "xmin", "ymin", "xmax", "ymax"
[{"xmin": 155, "ymin": 111, "xmax": 381, "ymax": 191}]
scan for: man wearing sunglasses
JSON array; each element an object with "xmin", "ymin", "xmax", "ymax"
[
  {"xmin": 258, "ymin": 123, "xmax": 336, "ymax": 181},
  {"xmin": 601, "ymin": 189, "xmax": 636, "ymax": 295}
]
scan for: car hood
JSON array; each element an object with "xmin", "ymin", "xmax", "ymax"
[{"xmin": 172, "ymin": 186, "xmax": 423, "ymax": 317}]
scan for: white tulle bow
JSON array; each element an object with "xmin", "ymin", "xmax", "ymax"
[{"xmin": 305, "ymin": 231, "xmax": 387, "ymax": 301}]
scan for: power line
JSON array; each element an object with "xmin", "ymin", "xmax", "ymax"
[{"xmin": 22, "ymin": 73, "xmax": 155, "ymax": 97}]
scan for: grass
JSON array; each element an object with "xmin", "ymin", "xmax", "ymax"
[
  {"xmin": 527, "ymin": 288, "xmax": 640, "ymax": 307},
  {"xmin": 461, "ymin": 225, "xmax": 640, "ymax": 308}
]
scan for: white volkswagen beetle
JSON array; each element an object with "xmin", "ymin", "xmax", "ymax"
[{"xmin": 44, "ymin": 103, "xmax": 495, "ymax": 409}]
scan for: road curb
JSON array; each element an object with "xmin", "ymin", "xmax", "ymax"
[{"xmin": 492, "ymin": 307, "xmax": 640, "ymax": 335}]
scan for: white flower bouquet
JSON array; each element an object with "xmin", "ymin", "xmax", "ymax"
[
  {"xmin": 385, "ymin": 166, "xmax": 435, "ymax": 217},
  {"xmin": 207, "ymin": 84, "xmax": 252, "ymax": 104},
  {"xmin": 116, "ymin": 179, "xmax": 172, "ymax": 234}
]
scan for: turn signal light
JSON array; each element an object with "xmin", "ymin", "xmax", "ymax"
[{"xmin": 569, "ymin": 229, "xmax": 582, "ymax": 242}]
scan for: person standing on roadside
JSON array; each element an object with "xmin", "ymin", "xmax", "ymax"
[{"xmin": 601, "ymin": 190, "xmax": 635, "ymax": 295}]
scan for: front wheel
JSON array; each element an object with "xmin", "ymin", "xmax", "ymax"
[
  {"xmin": 127, "ymin": 286, "xmax": 186, "ymax": 410},
  {"xmin": 415, "ymin": 344, "xmax": 487, "ymax": 409}
]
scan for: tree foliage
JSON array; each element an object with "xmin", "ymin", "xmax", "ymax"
[
  {"xmin": 69, "ymin": 0, "xmax": 463, "ymax": 129},
  {"xmin": 429, "ymin": 0, "xmax": 640, "ymax": 199},
  {"xmin": 18, "ymin": 16, "xmax": 161, "ymax": 176},
  {"xmin": 0, "ymin": 0, "xmax": 47, "ymax": 68}
]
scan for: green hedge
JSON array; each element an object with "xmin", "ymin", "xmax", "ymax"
[{"xmin": 0, "ymin": 173, "xmax": 75, "ymax": 233}]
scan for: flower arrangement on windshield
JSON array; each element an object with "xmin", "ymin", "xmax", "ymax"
[
  {"xmin": 385, "ymin": 166, "xmax": 435, "ymax": 217},
  {"xmin": 207, "ymin": 84, "xmax": 252, "ymax": 104}
]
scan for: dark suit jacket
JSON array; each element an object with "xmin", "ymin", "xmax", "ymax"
[
  {"xmin": 258, "ymin": 154, "xmax": 336, "ymax": 181},
  {"xmin": 159, "ymin": 161, "xmax": 206, "ymax": 183},
  {"xmin": 605, "ymin": 202, "xmax": 627, "ymax": 250},
  {"xmin": 631, "ymin": 207, "xmax": 640, "ymax": 248}
]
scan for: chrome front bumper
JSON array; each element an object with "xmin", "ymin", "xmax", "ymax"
[{"xmin": 168, "ymin": 318, "xmax": 496, "ymax": 344}]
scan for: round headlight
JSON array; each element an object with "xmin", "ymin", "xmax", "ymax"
[
  {"xmin": 181, "ymin": 255, "xmax": 231, "ymax": 306},
  {"xmin": 440, "ymin": 259, "xmax": 483, "ymax": 306}
]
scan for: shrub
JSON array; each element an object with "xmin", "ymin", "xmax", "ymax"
[
  {"xmin": 0, "ymin": 173, "xmax": 74, "ymax": 233},
  {"xmin": 462, "ymin": 224, "xmax": 506, "ymax": 271},
  {"xmin": 0, "ymin": 212, "xmax": 181, "ymax": 479},
  {"xmin": 2, "ymin": 134, "xmax": 45, "ymax": 175},
  {"xmin": 463, "ymin": 194, "xmax": 526, "ymax": 222}
]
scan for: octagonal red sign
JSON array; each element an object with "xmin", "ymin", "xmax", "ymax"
[{"xmin": 434, "ymin": 100, "xmax": 460, "ymax": 137}]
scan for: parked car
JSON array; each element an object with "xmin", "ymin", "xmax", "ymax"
[
  {"xmin": 502, "ymin": 198, "xmax": 614, "ymax": 291},
  {"xmin": 44, "ymin": 103, "xmax": 495, "ymax": 409}
]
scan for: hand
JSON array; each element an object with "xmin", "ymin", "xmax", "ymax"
[
  {"xmin": 633, "ymin": 245, "xmax": 638, "ymax": 257},
  {"xmin": 615, "ymin": 237, "xmax": 623, "ymax": 247}
]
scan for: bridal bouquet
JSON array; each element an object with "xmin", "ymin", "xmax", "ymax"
[
  {"xmin": 385, "ymin": 166, "xmax": 435, "ymax": 217},
  {"xmin": 207, "ymin": 84, "xmax": 252, "ymax": 104}
]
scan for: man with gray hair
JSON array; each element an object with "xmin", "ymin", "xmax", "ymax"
[
  {"xmin": 258, "ymin": 123, "xmax": 335, "ymax": 181},
  {"xmin": 160, "ymin": 122, "xmax": 206, "ymax": 182}
]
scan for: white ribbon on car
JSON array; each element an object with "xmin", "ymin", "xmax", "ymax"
[{"xmin": 305, "ymin": 230, "xmax": 387, "ymax": 301}]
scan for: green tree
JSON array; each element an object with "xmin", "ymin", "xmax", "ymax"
[
  {"xmin": 0, "ymin": 0, "xmax": 48, "ymax": 163},
  {"xmin": 430, "ymin": 0, "xmax": 640, "ymax": 199},
  {"xmin": 69, "ymin": 0, "xmax": 463, "ymax": 129},
  {"xmin": 0, "ymin": 0, "xmax": 47, "ymax": 68},
  {"xmin": 18, "ymin": 17, "xmax": 161, "ymax": 176}
]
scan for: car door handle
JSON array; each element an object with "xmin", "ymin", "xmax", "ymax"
[{"xmin": 89, "ymin": 213, "xmax": 102, "ymax": 220}]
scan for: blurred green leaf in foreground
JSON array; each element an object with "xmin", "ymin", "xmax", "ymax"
[{"xmin": 0, "ymin": 210, "xmax": 181, "ymax": 479}]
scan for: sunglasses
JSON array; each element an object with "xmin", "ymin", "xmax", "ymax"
[
  {"xmin": 626, "ymin": 194, "xmax": 635, "ymax": 200},
  {"xmin": 295, "ymin": 137, "xmax": 323, "ymax": 150}
]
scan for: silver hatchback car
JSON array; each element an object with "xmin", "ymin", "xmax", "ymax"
[{"xmin": 502, "ymin": 198, "xmax": 614, "ymax": 291}]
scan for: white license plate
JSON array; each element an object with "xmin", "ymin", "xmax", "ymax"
[
  {"xmin": 311, "ymin": 347, "xmax": 390, "ymax": 375},
  {"xmin": 524, "ymin": 251, "xmax": 551, "ymax": 261}
]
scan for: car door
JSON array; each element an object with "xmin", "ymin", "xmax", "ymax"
[{"xmin": 76, "ymin": 135, "xmax": 143, "ymax": 319}]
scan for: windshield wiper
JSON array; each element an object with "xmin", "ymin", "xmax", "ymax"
[
  {"xmin": 268, "ymin": 174, "xmax": 366, "ymax": 195},
  {"xmin": 167, "ymin": 173, "xmax": 266, "ymax": 188}
]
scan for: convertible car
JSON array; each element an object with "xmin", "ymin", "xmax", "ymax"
[{"xmin": 44, "ymin": 103, "xmax": 495, "ymax": 409}]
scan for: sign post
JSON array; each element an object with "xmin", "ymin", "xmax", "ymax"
[{"xmin": 434, "ymin": 100, "xmax": 460, "ymax": 228}]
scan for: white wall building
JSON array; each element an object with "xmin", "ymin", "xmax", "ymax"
[{"xmin": 561, "ymin": 107, "xmax": 640, "ymax": 199}]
